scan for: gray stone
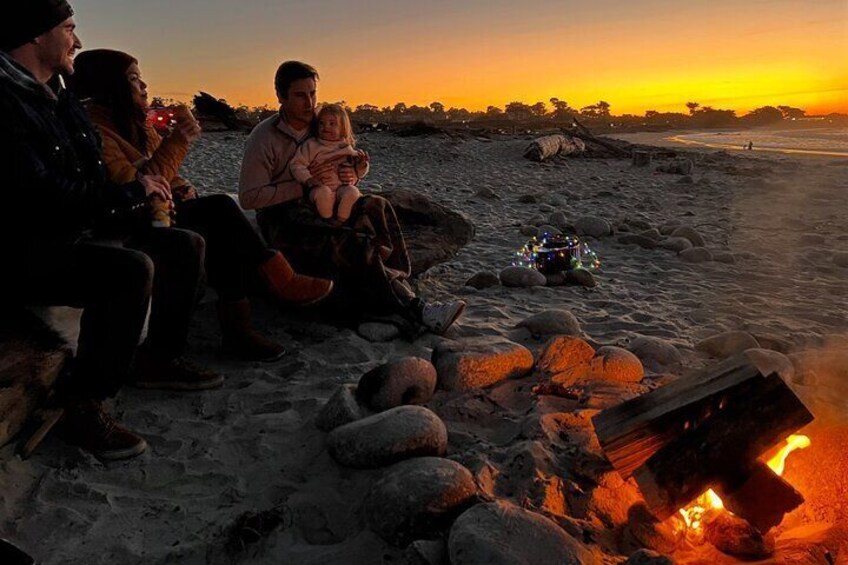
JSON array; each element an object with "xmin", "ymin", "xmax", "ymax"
[
  {"xmin": 679, "ymin": 247, "xmax": 713, "ymax": 263},
  {"xmin": 548, "ymin": 211, "xmax": 569, "ymax": 227},
  {"xmin": 432, "ymin": 337, "xmax": 534, "ymax": 391},
  {"xmin": 448, "ymin": 502, "xmax": 592, "ymax": 565},
  {"xmin": 518, "ymin": 194, "xmax": 539, "ymax": 204},
  {"xmin": 638, "ymin": 228, "xmax": 663, "ymax": 241},
  {"xmin": 591, "ymin": 346, "xmax": 645, "ymax": 383},
  {"xmin": 670, "ymin": 226, "xmax": 706, "ymax": 247},
  {"xmin": 499, "ymin": 266, "xmax": 547, "ymax": 288},
  {"xmin": 316, "ymin": 384, "xmax": 369, "ymax": 432},
  {"xmin": 516, "ymin": 309, "xmax": 582, "ymax": 337},
  {"xmin": 405, "ymin": 539, "xmax": 448, "ymax": 565},
  {"xmin": 327, "ymin": 406, "xmax": 447, "ymax": 469},
  {"xmin": 379, "ymin": 190, "xmax": 475, "ymax": 276},
  {"xmin": 658, "ymin": 237, "xmax": 693, "ymax": 253},
  {"xmin": 713, "ymin": 251, "xmax": 736, "ymax": 264},
  {"xmin": 566, "ymin": 268, "xmax": 597, "ymax": 287},
  {"xmin": 743, "ymin": 348, "xmax": 795, "ymax": 382},
  {"xmin": 536, "ymin": 224, "xmax": 562, "ymax": 237},
  {"xmin": 365, "ymin": 458, "xmax": 477, "ymax": 545},
  {"xmin": 356, "ymin": 357, "xmax": 437, "ymax": 412},
  {"xmin": 358, "ymin": 322, "xmax": 402, "ymax": 342},
  {"xmin": 695, "ymin": 330, "xmax": 760, "ymax": 359},
  {"xmin": 474, "ymin": 187, "xmax": 500, "ymax": 200},
  {"xmin": 574, "ymin": 216, "xmax": 612, "ymax": 238},
  {"xmin": 618, "ymin": 234, "xmax": 658, "ymax": 249},
  {"xmin": 519, "ymin": 225, "xmax": 540, "ymax": 238},
  {"xmin": 628, "ymin": 336, "xmax": 682, "ymax": 371},
  {"xmin": 465, "ymin": 271, "xmax": 500, "ymax": 290},
  {"xmin": 658, "ymin": 221, "xmax": 682, "ymax": 236}
]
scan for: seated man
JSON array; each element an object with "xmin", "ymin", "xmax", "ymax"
[
  {"xmin": 238, "ymin": 61, "xmax": 465, "ymax": 334},
  {"xmin": 0, "ymin": 0, "xmax": 216, "ymax": 460}
]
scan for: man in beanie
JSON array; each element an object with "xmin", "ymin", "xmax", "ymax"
[{"xmin": 0, "ymin": 1, "xmax": 220, "ymax": 461}]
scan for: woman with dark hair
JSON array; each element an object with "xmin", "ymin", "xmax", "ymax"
[{"xmin": 70, "ymin": 49, "xmax": 335, "ymax": 362}]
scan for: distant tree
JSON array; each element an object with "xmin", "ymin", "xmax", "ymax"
[
  {"xmin": 530, "ymin": 101, "xmax": 547, "ymax": 117},
  {"xmin": 391, "ymin": 102, "xmax": 407, "ymax": 116},
  {"xmin": 686, "ymin": 101, "xmax": 700, "ymax": 115},
  {"xmin": 505, "ymin": 101, "xmax": 533, "ymax": 119},
  {"xmin": 777, "ymin": 105, "xmax": 806, "ymax": 120},
  {"xmin": 447, "ymin": 107, "xmax": 472, "ymax": 121},
  {"xmin": 429, "ymin": 101, "xmax": 445, "ymax": 117},
  {"xmin": 690, "ymin": 106, "xmax": 738, "ymax": 128},
  {"xmin": 486, "ymin": 105, "xmax": 503, "ymax": 115},
  {"xmin": 405, "ymin": 105, "xmax": 431, "ymax": 121},
  {"xmin": 596, "ymin": 100, "xmax": 611, "ymax": 117},
  {"xmin": 743, "ymin": 106, "xmax": 784, "ymax": 126},
  {"xmin": 549, "ymin": 98, "xmax": 573, "ymax": 119},
  {"xmin": 353, "ymin": 103, "xmax": 381, "ymax": 122}
]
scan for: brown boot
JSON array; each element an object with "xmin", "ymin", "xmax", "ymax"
[
  {"xmin": 131, "ymin": 351, "xmax": 224, "ymax": 391},
  {"xmin": 259, "ymin": 251, "xmax": 334, "ymax": 306},
  {"xmin": 217, "ymin": 299, "xmax": 287, "ymax": 362},
  {"xmin": 54, "ymin": 398, "xmax": 147, "ymax": 461}
]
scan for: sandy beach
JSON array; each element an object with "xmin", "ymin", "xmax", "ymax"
[{"xmin": 2, "ymin": 131, "xmax": 847, "ymax": 564}]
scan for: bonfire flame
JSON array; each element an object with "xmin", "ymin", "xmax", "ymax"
[{"xmin": 677, "ymin": 435, "xmax": 810, "ymax": 536}]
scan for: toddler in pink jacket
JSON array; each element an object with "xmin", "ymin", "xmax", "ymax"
[{"xmin": 289, "ymin": 104, "xmax": 369, "ymax": 223}]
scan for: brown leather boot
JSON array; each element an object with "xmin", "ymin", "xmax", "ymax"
[
  {"xmin": 54, "ymin": 398, "xmax": 147, "ymax": 461},
  {"xmin": 217, "ymin": 299, "xmax": 287, "ymax": 362},
  {"xmin": 259, "ymin": 251, "xmax": 334, "ymax": 306}
]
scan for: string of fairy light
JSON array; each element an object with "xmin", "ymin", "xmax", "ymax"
[{"xmin": 513, "ymin": 233, "xmax": 601, "ymax": 273}]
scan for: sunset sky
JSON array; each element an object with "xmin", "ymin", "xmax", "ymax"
[{"xmin": 72, "ymin": 0, "xmax": 848, "ymax": 115}]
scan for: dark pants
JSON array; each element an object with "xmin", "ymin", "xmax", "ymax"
[
  {"xmin": 176, "ymin": 194, "xmax": 273, "ymax": 301},
  {"xmin": 14, "ymin": 227, "xmax": 204, "ymax": 399}
]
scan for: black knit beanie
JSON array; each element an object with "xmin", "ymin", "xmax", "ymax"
[{"xmin": 0, "ymin": 0, "xmax": 75, "ymax": 52}]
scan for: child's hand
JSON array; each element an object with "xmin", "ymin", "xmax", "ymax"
[{"xmin": 356, "ymin": 150, "xmax": 370, "ymax": 163}]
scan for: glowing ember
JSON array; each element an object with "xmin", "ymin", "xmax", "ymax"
[{"xmin": 677, "ymin": 434, "xmax": 810, "ymax": 536}]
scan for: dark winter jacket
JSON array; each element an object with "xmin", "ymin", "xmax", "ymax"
[{"xmin": 0, "ymin": 51, "xmax": 147, "ymax": 268}]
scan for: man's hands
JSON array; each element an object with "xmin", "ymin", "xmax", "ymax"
[
  {"xmin": 173, "ymin": 105, "xmax": 202, "ymax": 144},
  {"xmin": 140, "ymin": 174, "xmax": 172, "ymax": 203}
]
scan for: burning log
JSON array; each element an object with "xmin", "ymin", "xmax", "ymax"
[
  {"xmin": 592, "ymin": 354, "xmax": 813, "ymax": 521},
  {"xmin": 716, "ymin": 461, "xmax": 804, "ymax": 533}
]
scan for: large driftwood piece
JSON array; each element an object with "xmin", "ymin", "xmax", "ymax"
[
  {"xmin": 716, "ymin": 461, "xmax": 804, "ymax": 533},
  {"xmin": 593, "ymin": 355, "xmax": 813, "ymax": 520},
  {"xmin": 565, "ymin": 118, "xmax": 632, "ymax": 158},
  {"xmin": 523, "ymin": 135, "xmax": 585, "ymax": 162}
]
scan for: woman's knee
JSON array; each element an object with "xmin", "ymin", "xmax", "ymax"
[
  {"xmin": 166, "ymin": 228, "xmax": 206, "ymax": 264},
  {"xmin": 109, "ymin": 248, "xmax": 154, "ymax": 296}
]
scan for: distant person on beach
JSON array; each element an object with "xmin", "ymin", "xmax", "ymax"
[
  {"xmin": 0, "ymin": 0, "xmax": 224, "ymax": 460},
  {"xmin": 239, "ymin": 61, "xmax": 465, "ymax": 335},
  {"xmin": 747, "ymin": 141, "xmax": 754, "ymax": 150},
  {"xmin": 289, "ymin": 103, "xmax": 369, "ymax": 224},
  {"xmin": 69, "ymin": 49, "xmax": 335, "ymax": 363}
]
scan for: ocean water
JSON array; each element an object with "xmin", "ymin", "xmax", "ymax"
[{"xmin": 668, "ymin": 128, "xmax": 848, "ymax": 157}]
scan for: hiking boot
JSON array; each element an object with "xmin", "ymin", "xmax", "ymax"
[
  {"xmin": 54, "ymin": 399, "xmax": 147, "ymax": 461},
  {"xmin": 421, "ymin": 300, "xmax": 466, "ymax": 335},
  {"xmin": 132, "ymin": 354, "xmax": 224, "ymax": 391},
  {"xmin": 217, "ymin": 299, "xmax": 286, "ymax": 362},
  {"xmin": 258, "ymin": 251, "xmax": 334, "ymax": 306}
]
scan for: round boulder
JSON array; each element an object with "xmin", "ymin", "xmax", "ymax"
[
  {"xmin": 356, "ymin": 357, "xmax": 437, "ymax": 412},
  {"xmin": 696, "ymin": 331, "xmax": 760, "ymax": 359},
  {"xmin": 670, "ymin": 226, "xmax": 706, "ymax": 247},
  {"xmin": 628, "ymin": 336, "xmax": 682, "ymax": 371},
  {"xmin": 548, "ymin": 211, "xmax": 569, "ymax": 227},
  {"xmin": 566, "ymin": 268, "xmax": 597, "ymax": 288},
  {"xmin": 658, "ymin": 221, "xmax": 682, "ymax": 236},
  {"xmin": 575, "ymin": 216, "xmax": 612, "ymax": 238},
  {"xmin": 465, "ymin": 271, "xmax": 500, "ymax": 290},
  {"xmin": 449, "ymin": 501, "xmax": 592, "ymax": 565},
  {"xmin": 743, "ymin": 348, "xmax": 795, "ymax": 382},
  {"xmin": 516, "ymin": 309, "xmax": 582, "ymax": 337},
  {"xmin": 713, "ymin": 251, "xmax": 736, "ymax": 264},
  {"xmin": 499, "ymin": 266, "xmax": 547, "ymax": 288},
  {"xmin": 679, "ymin": 247, "xmax": 713, "ymax": 263},
  {"xmin": 327, "ymin": 406, "xmax": 447, "ymax": 469},
  {"xmin": 591, "ymin": 346, "xmax": 645, "ymax": 382},
  {"xmin": 432, "ymin": 337, "xmax": 534, "ymax": 392},
  {"xmin": 358, "ymin": 322, "xmax": 402, "ymax": 342},
  {"xmin": 658, "ymin": 237, "xmax": 693, "ymax": 253},
  {"xmin": 316, "ymin": 383, "xmax": 368, "ymax": 432},
  {"xmin": 365, "ymin": 457, "xmax": 477, "ymax": 545},
  {"xmin": 519, "ymin": 225, "xmax": 540, "ymax": 238},
  {"xmin": 536, "ymin": 336, "xmax": 595, "ymax": 375},
  {"xmin": 618, "ymin": 234, "xmax": 658, "ymax": 249}
]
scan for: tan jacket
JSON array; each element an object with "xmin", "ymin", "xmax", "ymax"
[
  {"xmin": 84, "ymin": 103, "xmax": 193, "ymax": 191},
  {"xmin": 239, "ymin": 112, "xmax": 368, "ymax": 210}
]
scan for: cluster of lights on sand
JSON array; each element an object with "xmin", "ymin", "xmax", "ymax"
[{"xmin": 513, "ymin": 233, "xmax": 601, "ymax": 273}]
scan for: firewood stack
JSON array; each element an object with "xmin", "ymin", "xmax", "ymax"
[{"xmin": 592, "ymin": 354, "xmax": 814, "ymax": 533}]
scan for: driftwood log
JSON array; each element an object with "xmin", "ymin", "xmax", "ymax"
[
  {"xmin": 0, "ymin": 310, "xmax": 70, "ymax": 448},
  {"xmin": 716, "ymin": 460, "xmax": 805, "ymax": 532},
  {"xmin": 523, "ymin": 135, "xmax": 586, "ymax": 162},
  {"xmin": 632, "ymin": 150, "xmax": 653, "ymax": 167},
  {"xmin": 593, "ymin": 354, "xmax": 813, "ymax": 521}
]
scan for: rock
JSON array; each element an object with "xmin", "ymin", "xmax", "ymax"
[
  {"xmin": 537, "ymin": 224, "xmax": 562, "ymax": 237},
  {"xmin": 365, "ymin": 457, "xmax": 477, "ymax": 545},
  {"xmin": 670, "ymin": 226, "xmax": 706, "ymax": 247},
  {"xmin": 704, "ymin": 512, "xmax": 775, "ymax": 560},
  {"xmin": 544, "ymin": 272, "xmax": 567, "ymax": 287},
  {"xmin": 743, "ymin": 348, "xmax": 795, "ymax": 382},
  {"xmin": 658, "ymin": 237, "xmax": 693, "ymax": 253},
  {"xmin": 574, "ymin": 216, "xmax": 612, "ymax": 238},
  {"xmin": 379, "ymin": 189, "xmax": 475, "ymax": 276},
  {"xmin": 356, "ymin": 357, "xmax": 437, "ymax": 412},
  {"xmin": 625, "ymin": 503, "xmax": 684, "ymax": 554},
  {"xmin": 536, "ymin": 336, "xmax": 595, "ymax": 375},
  {"xmin": 657, "ymin": 158, "xmax": 694, "ymax": 175},
  {"xmin": 474, "ymin": 187, "xmax": 499, "ymax": 200},
  {"xmin": 678, "ymin": 174, "xmax": 695, "ymax": 184},
  {"xmin": 591, "ymin": 346, "xmax": 645, "ymax": 383},
  {"xmin": 750, "ymin": 333, "xmax": 792, "ymax": 354},
  {"xmin": 518, "ymin": 193, "xmax": 539, "ymax": 204},
  {"xmin": 519, "ymin": 225, "xmax": 540, "ymax": 237},
  {"xmin": 465, "ymin": 271, "xmax": 500, "ymax": 290},
  {"xmin": 628, "ymin": 336, "xmax": 682, "ymax": 371},
  {"xmin": 658, "ymin": 221, "xmax": 682, "ymax": 236},
  {"xmin": 627, "ymin": 217, "xmax": 654, "ymax": 232},
  {"xmin": 712, "ymin": 251, "xmax": 736, "ymax": 264},
  {"xmin": 623, "ymin": 549, "xmax": 674, "ymax": 565},
  {"xmin": 358, "ymin": 322, "xmax": 402, "ymax": 342},
  {"xmin": 618, "ymin": 234, "xmax": 658, "ymax": 249},
  {"xmin": 432, "ymin": 337, "xmax": 534, "ymax": 392},
  {"xmin": 538, "ymin": 204, "xmax": 556, "ymax": 213},
  {"xmin": 516, "ymin": 309, "xmax": 582, "ymax": 337},
  {"xmin": 548, "ymin": 211, "xmax": 569, "ymax": 227},
  {"xmin": 448, "ymin": 501, "xmax": 592, "ymax": 565},
  {"xmin": 833, "ymin": 252, "xmax": 848, "ymax": 268},
  {"xmin": 679, "ymin": 247, "xmax": 713, "ymax": 263},
  {"xmin": 316, "ymin": 384, "xmax": 368, "ymax": 432},
  {"xmin": 499, "ymin": 266, "xmax": 547, "ymax": 288},
  {"xmin": 775, "ymin": 523, "xmax": 848, "ymax": 565},
  {"xmin": 327, "ymin": 406, "xmax": 447, "ymax": 469},
  {"xmin": 405, "ymin": 539, "xmax": 448, "ymax": 565},
  {"xmin": 638, "ymin": 228, "xmax": 663, "ymax": 241},
  {"xmin": 566, "ymin": 268, "xmax": 597, "ymax": 288},
  {"xmin": 696, "ymin": 331, "xmax": 760, "ymax": 359}
]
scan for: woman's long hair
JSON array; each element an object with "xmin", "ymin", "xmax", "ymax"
[{"xmin": 69, "ymin": 49, "xmax": 149, "ymax": 154}]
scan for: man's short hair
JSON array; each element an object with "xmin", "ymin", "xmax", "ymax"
[{"xmin": 274, "ymin": 61, "xmax": 318, "ymax": 100}]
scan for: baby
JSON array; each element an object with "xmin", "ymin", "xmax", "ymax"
[{"xmin": 290, "ymin": 104, "xmax": 369, "ymax": 223}]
